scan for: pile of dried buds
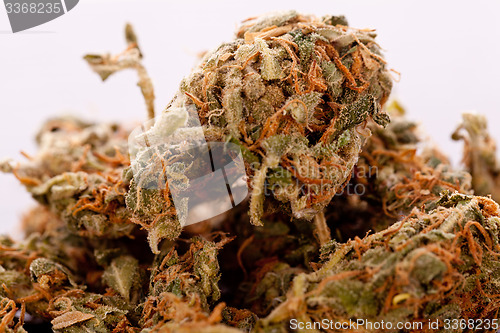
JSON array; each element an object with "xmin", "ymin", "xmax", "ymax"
[{"xmin": 0, "ymin": 11, "xmax": 499, "ymax": 333}]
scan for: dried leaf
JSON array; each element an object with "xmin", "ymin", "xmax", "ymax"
[
  {"xmin": 102, "ymin": 255, "xmax": 139, "ymax": 300},
  {"xmin": 51, "ymin": 311, "xmax": 95, "ymax": 330}
]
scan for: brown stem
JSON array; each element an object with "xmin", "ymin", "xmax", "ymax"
[{"xmin": 314, "ymin": 210, "xmax": 331, "ymax": 246}]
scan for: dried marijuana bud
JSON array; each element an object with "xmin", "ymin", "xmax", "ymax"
[
  {"xmin": 0, "ymin": 217, "xmax": 139, "ymax": 332},
  {"xmin": 1, "ymin": 117, "xmax": 135, "ymax": 239},
  {"xmin": 335, "ymin": 103, "xmax": 471, "ymax": 226},
  {"xmin": 140, "ymin": 235, "xmax": 235, "ymax": 331},
  {"xmin": 156, "ymin": 10, "xmax": 393, "ymax": 227},
  {"xmin": 123, "ymin": 10, "xmax": 394, "ymax": 252},
  {"xmin": 255, "ymin": 192, "xmax": 500, "ymax": 332}
]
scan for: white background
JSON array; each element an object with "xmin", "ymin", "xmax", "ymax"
[{"xmin": 1, "ymin": 0, "xmax": 499, "ymax": 237}]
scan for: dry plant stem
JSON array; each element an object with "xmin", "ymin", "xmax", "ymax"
[
  {"xmin": 313, "ymin": 210, "xmax": 331, "ymax": 246},
  {"xmin": 137, "ymin": 65, "xmax": 155, "ymax": 120},
  {"xmin": 84, "ymin": 24, "xmax": 155, "ymax": 120}
]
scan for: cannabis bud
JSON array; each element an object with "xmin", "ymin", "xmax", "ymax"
[{"xmin": 153, "ymin": 10, "xmax": 393, "ymax": 227}]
